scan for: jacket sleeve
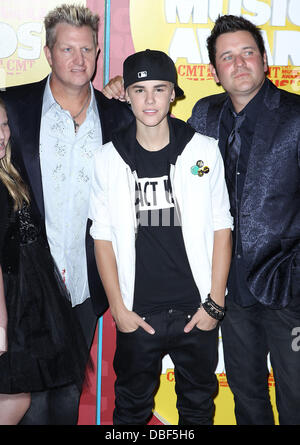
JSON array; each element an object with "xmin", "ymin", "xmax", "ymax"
[
  {"xmin": 0, "ymin": 266, "xmax": 8, "ymax": 354},
  {"xmin": 187, "ymin": 97, "xmax": 210, "ymax": 133},
  {"xmin": 88, "ymin": 148, "xmax": 112, "ymax": 241},
  {"xmin": 209, "ymin": 140, "xmax": 233, "ymax": 232}
]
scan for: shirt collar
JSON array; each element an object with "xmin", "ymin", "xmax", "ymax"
[
  {"xmin": 228, "ymin": 78, "xmax": 268, "ymax": 120},
  {"xmin": 42, "ymin": 74, "xmax": 97, "ymax": 117},
  {"xmin": 42, "ymin": 75, "xmax": 56, "ymax": 116}
]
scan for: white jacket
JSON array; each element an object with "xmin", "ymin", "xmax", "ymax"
[{"xmin": 89, "ymin": 118, "xmax": 233, "ymax": 310}]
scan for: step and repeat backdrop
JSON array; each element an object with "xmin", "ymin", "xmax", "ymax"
[{"xmin": 1, "ymin": 0, "xmax": 299, "ymax": 425}]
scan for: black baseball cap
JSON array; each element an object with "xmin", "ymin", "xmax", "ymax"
[{"xmin": 123, "ymin": 49, "xmax": 184, "ymax": 97}]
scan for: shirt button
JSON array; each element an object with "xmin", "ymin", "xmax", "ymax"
[
  {"xmin": 237, "ymin": 171, "xmax": 240, "ymax": 175},
  {"xmin": 237, "ymin": 254, "xmax": 241, "ymax": 259}
]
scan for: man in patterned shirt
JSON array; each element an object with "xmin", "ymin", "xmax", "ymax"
[{"xmin": 1, "ymin": 3, "xmax": 132, "ymax": 424}]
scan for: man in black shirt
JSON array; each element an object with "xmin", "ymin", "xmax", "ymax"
[
  {"xmin": 89, "ymin": 49, "xmax": 232, "ymax": 424},
  {"xmin": 188, "ymin": 15, "xmax": 300, "ymax": 425},
  {"xmin": 101, "ymin": 16, "xmax": 300, "ymax": 424}
]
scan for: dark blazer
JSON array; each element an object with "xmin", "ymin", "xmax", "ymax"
[
  {"xmin": 188, "ymin": 79, "xmax": 300, "ymax": 307},
  {"xmin": 1, "ymin": 77, "xmax": 134, "ymax": 316}
]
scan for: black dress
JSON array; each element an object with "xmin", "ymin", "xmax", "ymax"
[{"xmin": 0, "ymin": 180, "xmax": 89, "ymax": 394}]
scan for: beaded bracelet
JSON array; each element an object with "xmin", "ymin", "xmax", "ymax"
[{"xmin": 202, "ymin": 294, "xmax": 225, "ymax": 321}]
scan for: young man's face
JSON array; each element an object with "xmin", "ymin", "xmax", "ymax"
[
  {"xmin": 126, "ymin": 80, "xmax": 175, "ymax": 129},
  {"xmin": 210, "ymin": 30, "xmax": 267, "ymax": 104},
  {"xmin": 44, "ymin": 23, "xmax": 98, "ymax": 91}
]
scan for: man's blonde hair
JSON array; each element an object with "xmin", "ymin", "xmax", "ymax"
[{"xmin": 44, "ymin": 3, "xmax": 99, "ymax": 49}]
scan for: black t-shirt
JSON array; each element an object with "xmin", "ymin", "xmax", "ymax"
[
  {"xmin": 132, "ymin": 141, "xmax": 200, "ymax": 315},
  {"xmin": 220, "ymin": 81, "xmax": 267, "ymax": 306}
]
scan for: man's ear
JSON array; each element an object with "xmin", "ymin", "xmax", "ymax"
[
  {"xmin": 170, "ymin": 88, "xmax": 175, "ymax": 103},
  {"xmin": 209, "ymin": 63, "xmax": 220, "ymax": 84},
  {"xmin": 125, "ymin": 90, "xmax": 130, "ymax": 105},
  {"xmin": 263, "ymin": 52, "xmax": 268, "ymax": 74},
  {"xmin": 44, "ymin": 45, "xmax": 52, "ymax": 67}
]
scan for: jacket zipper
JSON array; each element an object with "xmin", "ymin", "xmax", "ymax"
[
  {"xmin": 169, "ymin": 163, "xmax": 182, "ymax": 226},
  {"xmin": 126, "ymin": 167, "xmax": 139, "ymax": 238}
]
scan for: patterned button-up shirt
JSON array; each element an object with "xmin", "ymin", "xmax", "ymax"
[{"xmin": 40, "ymin": 76, "xmax": 102, "ymax": 306}]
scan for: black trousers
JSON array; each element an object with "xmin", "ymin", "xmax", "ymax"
[
  {"xmin": 221, "ymin": 297, "xmax": 300, "ymax": 425},
  {"xmin": 19, "ymin": 297, "xmax": 97, "ymax": 425},
  {"xmin": 113, "ymin": 309, "xmax": 219, "ymax": 425}
]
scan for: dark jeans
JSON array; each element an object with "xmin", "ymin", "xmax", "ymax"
[
  {"xmin": 19, "ymin": 297, "xmax": 97, "ymax": 425},
  {"xmin": 113, "ymin": 309, "xmax": 219, "ymax": 425},
  {"xmin": 221, "ymin": 297, "xmax": 300, "ymax": 425}
]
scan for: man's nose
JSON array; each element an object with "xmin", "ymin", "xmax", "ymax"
[
  {"xmin": 234, "ymin": 55, "xmax": 246, "ymax": 67},
  {"xmin": 73, "ymin": 49, "xmax": 85, "ymax": 65},
  {"xmin": 145, "ymin": 92, "xmax": 155, "ymax": 103}
]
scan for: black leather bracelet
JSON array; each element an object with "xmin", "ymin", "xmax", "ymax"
[{"xmin": 202, "ymin": 294, "xmax": 225, "ymax": 321}]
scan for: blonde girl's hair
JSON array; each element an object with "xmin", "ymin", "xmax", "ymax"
[
  {"xmin": 0, "ymin": 98, "xmax": 30, "ymax": 210},
  {"xmin": 44, "ymin": 3, "xmax": 100, "ymax": 50}
]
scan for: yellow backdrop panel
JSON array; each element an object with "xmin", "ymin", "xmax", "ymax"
[
  {"xmin": 1, "ymin": 0, "xmax": 299, "ymax": 426},
  {"xmin": 130, "ymin": 0, "xmax": 300, "ymax": 121},
  {"xmin": 129, "ymin": 0, "xmax": 300, "ymax": 425}
]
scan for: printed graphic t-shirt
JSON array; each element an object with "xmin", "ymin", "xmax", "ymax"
[{"xmin": 132, "ymin": 141, "xmax": 200, "ymax": 315}]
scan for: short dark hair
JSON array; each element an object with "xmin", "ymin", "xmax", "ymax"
[{"xmin": 207, "ymin": 15, "xmax": 266, "ymax": 68}]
